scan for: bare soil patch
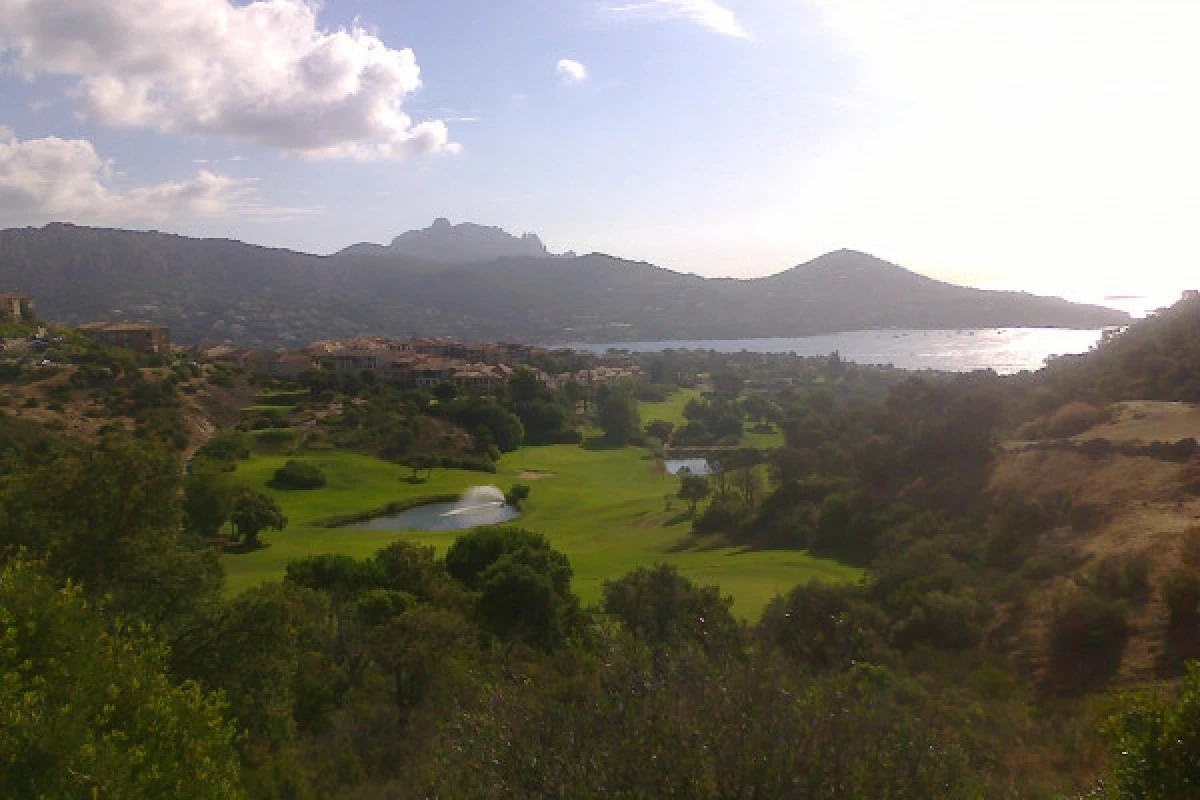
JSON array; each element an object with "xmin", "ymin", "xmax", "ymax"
[{"xmin": 517, "ymin": 471, "xmax": 556, "ymax": 480}]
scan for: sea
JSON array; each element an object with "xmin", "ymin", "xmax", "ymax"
[{"xmin": 570, "ymin": 328, "xmax": 1111, "ymax": 376}]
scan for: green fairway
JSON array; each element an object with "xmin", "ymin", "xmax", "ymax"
[
  {"xmin": 640, "ymin": 388, "xmax": 785, "ymax": 450},
  {"xmin": 639, "ymin": 388, "xmax": 701, "ymax": 427},
  {"xmin": 221, "ymin": 446, "xmax": 859, "ymax": 618}
]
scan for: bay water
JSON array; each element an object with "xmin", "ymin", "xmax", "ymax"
[{"xmin": 572, "ymin": 328, "xmax": 1108, "ymax": 375}]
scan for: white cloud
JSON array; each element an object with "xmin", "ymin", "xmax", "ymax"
[
  {"xmin": 0, "ymin": 127, "xmax": 276, "ymax": 225},
  {"xmin": 604, "ymin": 0, "xmax": 751, "ymax": 39},
  {"xmin": 0, "ymin": 0, "xmax": 458, "ymax": 160},
  {"xmin": 556, "ymin": 59, "xmax": 589, "ymax": 85}
]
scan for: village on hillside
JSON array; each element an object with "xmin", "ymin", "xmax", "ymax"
[
  {"xmin": 0, "ymin": 292, "xmax": 642, "ymax": 393},
  {"xmin": 195, "ymin": 335, "xmax": 642, "ymax": 391}
]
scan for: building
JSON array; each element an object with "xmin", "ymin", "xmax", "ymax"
[
  {"xmin": 80, "ymin": 321, "xmax": 171, "ymax": 355},
  {"xmin": 267, "ymin": 351, "xmax": 314, "ymax": 379},
  {"xmin": 317, "ymin": 349, "xmax": 381, "ymax": 374},
  {"xmin": 0, "ymin": 293, "xmax": 35, "ymax": 324}
]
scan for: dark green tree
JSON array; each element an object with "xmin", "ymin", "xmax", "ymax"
[
  {"xmin": 597, "ymin": 383, "xmax": 641, "ymax": 445},
  {"xmin": 444, "ymin": 526, "xmax": 552, "ymax": 590},
  {"xmin": 184, "ymin": 466, "xmax": 237, "ymax": 536},
  {"xmin": 232, "ymin": 489, "xmax": 288, "ymax": 547},
  {"xmin": 602, "ymin": 563, "xmax": 737, "ymax": 650},
  {"xmin": 678, "ymin": 474, "xmax": 711, "ymax": 513},
  {"xmin": 0, "ymin": 434, "xmax": 223, "ymax": 630},
  {"xmin": 477, "ymin": 546, "xmax": 578, "ymax": 649}
]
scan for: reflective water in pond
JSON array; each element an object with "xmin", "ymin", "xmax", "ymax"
[
  {"xmin": 341, "ymin": 501, "xmax": 521, "ymax": 531},
  {"xmin": 664, "ymin": 458, "xmax": 713, "ymax": 476}
]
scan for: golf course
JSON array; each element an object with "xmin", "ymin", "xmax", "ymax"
[{"xmin": 221, "ymin": 442, "xmax": 858, "ymax": 617}]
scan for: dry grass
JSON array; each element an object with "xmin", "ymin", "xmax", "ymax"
[
  {"xmin": 1075, "ymin": 401, "xmax": 1200, "ymax": 444},
  {"xmin": 990, "ymin": 420, "xmax": 1200, "ymax": 685}
]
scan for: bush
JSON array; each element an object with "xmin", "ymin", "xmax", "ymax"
[
  {"xmin": 1103, "ymin": 665, "xmax": 1200, "ymax": 798},
  {"xmin": 1083, "ymin": 553, "xmax": 1151, "ymax": 603},
  {"xmin": 1047, "ymin": 589, "xmax": 1129, "ymax": 691},
  {"xmin": 269, "ymin": 460, "xmax": 327, "ymax": 490},
  {"xmin": 1162, "ymin": 569, "xmax": 1200, "ymax": 626},
  {"xmin": 197, "ymin": 430, "xmax": 251, "ymax": 463},
  {"xmin": 505, "ymin": 484, "xmax": 531, "ymax": 508},
  {"xmin": 1043, "ymin": 402, "xmax": 1108, "ymax": 438},
  {"xmin": 1181, "ymin": 526, "xmax": 1200, "ymax": 569}
]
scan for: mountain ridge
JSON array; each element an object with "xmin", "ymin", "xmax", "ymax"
[
  {"xmin": 0, "ymin": 222, "xmax": 1129, "ymax": 347},
  {"xmin": 339, "ymin": 218, "xmax": 571, "ymax": 263}
]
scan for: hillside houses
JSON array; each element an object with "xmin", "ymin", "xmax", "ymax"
[
  {"xmin": 81, "ymin": 321, "xmax": 171, "ymax": 355},
  {"xmin": 193, "ymin": 335, "xmax": 642, "ymax": 393}
]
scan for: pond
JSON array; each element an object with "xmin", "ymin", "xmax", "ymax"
[
  {"xmin": 340, "ymin": 501, "xmax": 521, "ymax": 532},
  {"xmin": 664, "ymin": 458, "xmax": 713, "ymax": 476}
]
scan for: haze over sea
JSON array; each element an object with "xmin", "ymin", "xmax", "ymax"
[{"xmin": 575, "ymin": 328, "xmax": 1107, "ymax": 375}]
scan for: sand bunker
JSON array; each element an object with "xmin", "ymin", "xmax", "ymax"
[{"xmin": 517, "ymin": 471, "xmax": 556, "ymax": 480}]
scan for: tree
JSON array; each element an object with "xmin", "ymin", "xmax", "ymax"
[
  {"xmin": 508, "ymin": 367, "xmax": 545, "ymax": 406},
  {"xmin": 184, "ymin": 466, "xmax": 237, "ymax": 537},
  {"xmin": 445, "ymin": 526, "xmax": 552, "ymax": 590},
  {"xmin": 597, "ymin": 383, "xmax": 641, "ymax": 445},
  {"xmin": 0, "ymin": 434, "xmax": 223, "ymax": 631},
  {"xmin": 232, "ymin": 489, "xmax": 288, "ymax": 547},
  {"xmin": 477, "ymin": 546, "xmax": 578, "ymax": 649},
  {"xmin": 602, "ymin": 563, "xmax": 737, "ymax": 650},
  {"xmin": 644, "ymin": 419, "xmax": 675, "ymax": 443},
  {"xmin": 678, "ymin": 474, "xmax": 711, "ymax": 513},
  {"xmin": 505, "ymin": 483, "xmax": 531, "ymax": 509},
  {"xmin": 0, "ymin": 559, "xmax": 245, "ymax": 798},
  {"xmin": 403, "ymin": 452, "xmax": 438, "ymax": 481}
]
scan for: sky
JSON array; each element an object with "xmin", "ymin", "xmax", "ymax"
[{"xmin": 1, "ymin": 0, "xmax": 1198, "ymax": 309}]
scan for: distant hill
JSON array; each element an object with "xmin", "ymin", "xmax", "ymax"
[
  {"xmin": 0, "ymin": 223, "xmax": 1129, "ymax": 347},
  {"xmin": 339, "ymin": 218, "xmax": 565, "ymax": 263}
]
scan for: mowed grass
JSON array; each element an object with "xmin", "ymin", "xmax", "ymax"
[
  {"xmin": 640, "ymin": 388, "xmax": 786, "ymax": 450},
  {"xmin": 639, "ymin": 388, "xmax": 702, "ymax": 427},
  {"xmin": 221, "ymin": 446, "xmax": 859, "ymax": 618}
]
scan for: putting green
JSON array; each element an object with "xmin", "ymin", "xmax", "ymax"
[{"xmin": 221, "ymin": 445, "xmax": 858, "ymax": 617}]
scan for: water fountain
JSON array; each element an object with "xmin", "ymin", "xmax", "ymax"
[
  {"xmin": 341, "ymin": 485, "xmax": 519, "ymax": 531},
  {"xmin": 441, "ymin": 485, "xmax": 507, "ymax": 517}
]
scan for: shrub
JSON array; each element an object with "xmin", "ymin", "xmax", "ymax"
[
  {"xmin": 1162, "ymin": 569, "xmax": 1200, "ymax": 627},
  {"xmin": 197, "ymin": 430, "xmax": 251, "ymax": 463},
  {"xmin": 1181, "ymin": 526, "xmax": 1200, "ymax": 569},
  {"xmin": 505, "ymin": 484, "xmax": 531, "ymax": 508},
  {"xmin": 1103, "ymin": 665, "xmax": 1200, "ymax": 798},
  {"xmin": 1083, "ymin": 553, "xmax": 1151, "ymax": 603},
  {"xmin": 269, "ymin": 460, "xmax": 327, "ymax": 490},
  {"xmin": 1047, "ymin": 588, "xmax": 1129, "ymax": 691},
  {"xmin": 1043, "ymin": 402, "xmax": 1108, "ymax": 438}
]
